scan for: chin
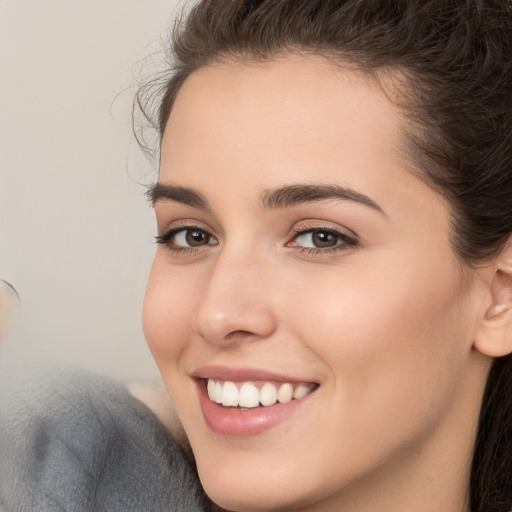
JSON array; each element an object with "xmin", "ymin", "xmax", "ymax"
[
  {"xmin": 191, "ymin": 442, "xmax": 334, "ymax": 512},
  {"xmin": 200, "ymin": 477, "xmax": 304, "ymax": 512}
]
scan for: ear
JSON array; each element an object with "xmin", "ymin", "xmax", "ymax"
[{"xmin": 474, "ymin": 241, "xmax": 512, "ymax": 357}]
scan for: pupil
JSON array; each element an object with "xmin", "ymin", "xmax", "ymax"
[
  {"xmin": 312, "ymin": 231, "xmax": 337, "ymax": 247},
  {"xmin": 186, "ymin": 230, "xmax": 207, "ymax": 246}
]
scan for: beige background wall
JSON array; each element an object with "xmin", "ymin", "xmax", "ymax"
[{"xmin": 0, "ymin": 0, "xmax": 182, "ymax": 381}]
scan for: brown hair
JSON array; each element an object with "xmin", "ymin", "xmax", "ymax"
[{"xmin": 135, "ymin": 1, "xmax": 512, "ymax": 510}]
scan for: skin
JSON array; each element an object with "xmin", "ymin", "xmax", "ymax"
[{"xmin": 143, "ymin": 56, "xmax": 495, "ymax": 512}]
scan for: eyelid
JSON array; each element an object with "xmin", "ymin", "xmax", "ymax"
[
  {"xmin": 155, "ymin": 223, "xmax": 219, "ymax": 253},
  {"xmin": 156, "ymin": 217, "xmax": 217, "ymax": 238},
  {"xmin": 155, "ymin": 218, "xmax": 358, "ymax": 256},
  {"xmin": 286, "ymin": 222, "xmax": 359, "ymax": 253},
  {"xmin": 155, "ymin": 226, "xmax": 215, "ymax": 243},
  {"xmin": 289, "ymin": 221, "xmax": 358, "ymax": 240},
  {"xmin": 156, "ymin": 212, "xmax": 208, "ymax": 229}
]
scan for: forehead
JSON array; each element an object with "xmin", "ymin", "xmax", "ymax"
[
  {"xmin": 162, "ymin": 56, "xmax": 405, "ymax": 188},
  {"xmin": 160, "ymin": 57, "xmax": 451, "ymax": 234},
  {"xmin": 166, "ymin": 57, "xmax": 399, "ymax": 142},
  {"xmin": 165, "ymin": 58, "xmax": 432, "ymax": 211}
]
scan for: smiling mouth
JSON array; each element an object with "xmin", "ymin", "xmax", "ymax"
[{"xmin": 206, "ymin": 378, "xmax": 317, "ymax": 408}]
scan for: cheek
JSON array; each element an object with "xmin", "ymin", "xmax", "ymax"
[
  {"xmin": 284, "ymin": 254, "xmax": 471, "ymax": 420},
  {"xmin": 142, "ymin": 259, "xmax": 197, "ymax": 365}
]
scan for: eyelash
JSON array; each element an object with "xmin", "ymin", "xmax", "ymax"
[
  {"xmin": 155, "ymin": 225, "xmax": 217, "ymax": 254},
  {"xmin": 288, "ymin": 224, "xmax": 358, "ymax": 255},
  {"xmin": 155, "ymin": 224, "xmax": 358, "ymax": 255}
]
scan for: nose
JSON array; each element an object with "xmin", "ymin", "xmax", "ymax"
[{"xmin": 193, "ymin": 250, "xmax": 277, "ymax": 347}]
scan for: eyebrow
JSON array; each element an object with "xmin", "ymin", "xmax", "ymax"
[
  {"xmin": 261, "ymin": 183, "xmax": 386, "ymax": 215},
  {"xmin": 148, "ymin": 183, "xmax": 210, "ymax": 210},
  {"xmin": 148, "ymin": 182, "xmax": 385, "ymax": 216}
]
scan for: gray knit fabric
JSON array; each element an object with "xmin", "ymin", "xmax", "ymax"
[{"xmin": 0, "ymin": 367, "xmax": 210, "ymax": 512}]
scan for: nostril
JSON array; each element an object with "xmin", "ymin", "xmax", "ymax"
[{"xmin": 225, "ymin": 329, "xmax": 255, "ymax": 340}]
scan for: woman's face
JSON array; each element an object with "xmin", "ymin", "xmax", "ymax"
[{"xmin": 143, "ymin": 57, "xmax": 488, "ymax": 511}]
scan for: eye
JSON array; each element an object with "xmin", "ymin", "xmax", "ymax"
[
  {"xmin": 288, "ymin": 226, "xmax": 357, "ymax": 252},
  {"xmin": 295, "ymin": 230, "xmax": 339, "ymax": 248},
  {"xmin": 155, "ymin": 226, "xmax": 218, "ymax": 251},
  {"xmin": 174, "ymin": 228, "xmax": 212, "ymax": 247}
]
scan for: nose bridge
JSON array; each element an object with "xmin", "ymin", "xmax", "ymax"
[{"xmin": 194, "ymin": 244, "xmax": 276, "ymax": 345}]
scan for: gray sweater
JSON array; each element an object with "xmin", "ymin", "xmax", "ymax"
[{"xmin": 0, "ymin": 367, "xmax": 210, "ymax": 512}]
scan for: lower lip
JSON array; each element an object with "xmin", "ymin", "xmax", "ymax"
[{"xmin": 197, "ymin": 381, "xmax": 314, "ymax": 437}]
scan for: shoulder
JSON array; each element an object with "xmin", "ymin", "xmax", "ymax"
[{"xmin": 0, "ymin": 366, "xmax": 209, "ymax": 512}]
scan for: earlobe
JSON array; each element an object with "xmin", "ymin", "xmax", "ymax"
[{"xmin": 474, "ymin": 242, "xmax": 512, "ymax": 358}]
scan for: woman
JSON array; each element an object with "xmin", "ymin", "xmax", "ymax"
[
  {"xmin": 138, "ymin": 0, "xmax": 512, "ymax": 511},
  {"xmin": 1, "ymin": 1, "xmax": 511, "ymax": 511}
]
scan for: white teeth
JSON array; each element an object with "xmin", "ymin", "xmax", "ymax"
[
  {"xmin": 277, "ymin": 383, "xmax": 293, "ymax": 403},
  {"xmin": 207, "ymin": 379, "xmax": 215, "ymax": 401},
  {"xmin": 293, "ymin": 384, "xmax": 314, "ymax": 400},
  {"xmin": 221, "ymin": 381, "xmax": 239, "ymax": 406},
  {"xmin": 260, "ymin": 382, "xmax": 277, "ymax": 406},
  {"xmin": 206, "ymin": 379, "xmax": 315, "ymax": 407},
  {"xmin": 214, "ymin": 381, "xmax": 223, "ymax": 404},
  {"xmin": 239, "ymin": 383, "xmax": 260, "ymax": 408}
]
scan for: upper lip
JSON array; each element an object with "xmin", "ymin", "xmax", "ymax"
[{"xmin": 192, "ymin": 365, "xmax": 318, "ymax": 384}]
